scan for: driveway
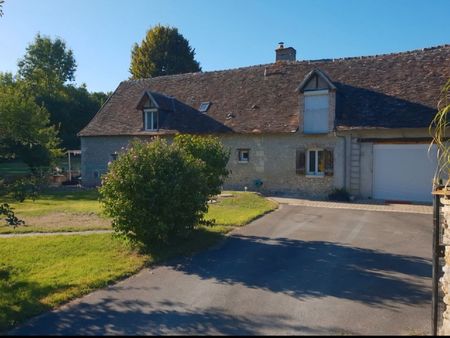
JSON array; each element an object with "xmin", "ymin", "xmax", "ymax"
[{"xmin": 12, "ymin": 204, "xmax": 432, "ymax": 335}]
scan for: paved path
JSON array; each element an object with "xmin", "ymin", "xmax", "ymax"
[
  {"xmin": 270, "ymin": 196, "xmax": 433, "ymax": 215},
  {"xmin": 0, "ymin": 230, "xmax": 113, "ymax": 238},
  {"xmin": 11, "ymin": 205, "xmax": 432, "ymax": 335}
]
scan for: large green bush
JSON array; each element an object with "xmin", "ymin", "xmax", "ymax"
[
  {"xmin": 99, "ymin": 138, "xmax": 213, "ymax": 246},
  {"xmin": 174, "ymin": 134, "xmax": 230, "ymax": 196}
]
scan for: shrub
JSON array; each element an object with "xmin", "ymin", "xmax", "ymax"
[
  {"xmin": 328, "ymin": 188, "xmax": 351, "ymax": 202},
  {"xmin": 0, "ymin": 203, "xmax": 24, "ymax": 228},
  {"xmin": 173, "ymin": 134, "xmax": 229, "ymax": 196},
  {"xmin": 99, "ymin": 139, "xmax": 211, "ymax": 246}
]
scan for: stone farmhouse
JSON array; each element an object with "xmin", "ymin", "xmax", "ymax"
[{"xmin": 79, "ymin": 43, "xmax": 450, "ymax": 202}]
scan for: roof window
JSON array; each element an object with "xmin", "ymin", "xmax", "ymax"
[{"xmin": 199, "ymin": 102, "xmax": 211, "ymax": 113}]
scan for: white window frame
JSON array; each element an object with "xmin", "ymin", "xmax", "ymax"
[
  {"xmin": 303, "ymin": 90, "xmax": 329, "ymax": 134},
  {"xmin": 306, "ymin": 149, "xmax": 325, "ymax": 177},
  {"xmin": 238, "ymin": 149, "xmax": 250, "ymax": 163},
  {"xmin": 144, "ymin": 109, "xmax": 158, "ymax": 131}
]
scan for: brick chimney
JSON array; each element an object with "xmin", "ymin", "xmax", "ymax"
[{"xmin": 275, "ymin": 42, "xmax": 296, "ymax": 62}]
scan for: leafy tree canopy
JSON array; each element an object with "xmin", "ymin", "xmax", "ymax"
[
  {"xmin": 0, "ymin": 75, "xmax": 61, "ymax": 170},
  {"xmin": 130, "ymin": 24, "xmax": 201, "ymax": 79},
  {"xmin": 14, "ymin": 34, "xmax": 108, "ymax": 149},
  {"xmin": 18, "ymin": 33, "xmax": 77, "ymax": 90},
  {"xmin": 34, "ymin": 84, "xmax": 109, "ymax": 149}
]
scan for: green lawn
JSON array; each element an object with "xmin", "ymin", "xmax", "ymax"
[
  {"xmin": 0, "ymin": 189, "xmax": 278, "ymax": 332},
  {"xmin": 0, "ymin": 234, "xmax": 148, "ymax": 332},
  {"xmin": 1, "ymin": 190, "xmax": 277, "ymax": 234},
  {"xmin": 206, "ymin": 192, "xmax": 278, "ymax": 226}
]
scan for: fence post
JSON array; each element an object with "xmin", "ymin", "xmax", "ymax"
[{"xmin": 432, "ymin": 193, "xmax": 441, "ymax": 336}]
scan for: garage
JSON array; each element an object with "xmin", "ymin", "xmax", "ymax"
[{"xmin": 373, "ymin": 144, "xmax": 437, "ymax": 202}]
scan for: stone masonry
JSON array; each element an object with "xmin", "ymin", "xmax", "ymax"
[
  {"xmin": 81, "ymin": 133, "xmax": 346, "ymax": 198},
  {"xmin": 440, "ymin": 197, "xmax": 450, "ymax": 335}
]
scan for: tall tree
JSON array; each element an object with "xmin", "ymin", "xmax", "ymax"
[
  {"xmin": 0, "ymin": 75, "xmax": 61, "ymax": 170},
  {"xmin": 130, "ymin": 25, "xmax": 201, "ymax": 79},
  {"xmin": 18, "ymin": 33, "xmax": 77, "ymax": 90},
  {"xmin": 16, "ymin": 35, "xmax": 107, "ymax": 149},
  {"xmin": 38, "ymin": 85, "xmax": 109, "ymax": 149}
]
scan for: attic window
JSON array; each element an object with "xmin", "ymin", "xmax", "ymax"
[{"xmin": 199, "ymin": 102, "xmax": 211, "ymax": 113}]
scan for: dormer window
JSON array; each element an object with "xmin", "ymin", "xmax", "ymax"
[
  {"xmin": 303, "ymin": 90, "xmax": 329, "ymax": 134},
  {"xmin": 297, "ymin": 69, "xmax": 336, "ymax": 135},
  {"xmin": 144, "ymin": 109, "xmax": 158, "ymax": 131}
]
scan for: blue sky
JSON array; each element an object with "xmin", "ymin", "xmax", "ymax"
[{"xmin": 0, "ymin": 0, "xmax": 448, "ymax": 93}]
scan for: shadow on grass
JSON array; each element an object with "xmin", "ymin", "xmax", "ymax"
[
  {"xmin": 37, "ymin": 189, "xmax": 100, "ymax": 201},
  {"xmin": 139, "ymin": 227, "xmax": 229, "ymax": 264},
  {"xmin": 0, "ymin": 264, "xmax": 72, "ymax": 333}
]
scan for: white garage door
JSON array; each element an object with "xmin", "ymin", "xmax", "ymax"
[{"xmin": 373, "ymin": 144, "xmax": 437, "ymax": 202}]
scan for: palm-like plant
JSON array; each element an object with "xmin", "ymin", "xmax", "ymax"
[{"xmin": 430, "ymin": 79, "xmax": 450, "ymax": 189}]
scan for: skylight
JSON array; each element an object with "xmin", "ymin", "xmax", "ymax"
[{"xmin": 199, "ymin": 102, "xmax": 211, "ymax": 113}]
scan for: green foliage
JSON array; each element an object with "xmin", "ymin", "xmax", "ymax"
[
  {"xmin": 0, "ymin": 79, "xmax": 61, "ymax": 170},
  {"xmin": 17, "ymin": 33, "xmax": 77, "ymax": 89},
  {"xmin": 174, "ymin": 134, "xmax": 230, "ymax": 196},
  {"xmin": 14, "ymin": 34, "xmax": 107, "ymax": 149},
  {"xmin": 328, "ymin": 188, "xmax": 351, "ymax": 202},
  {"xmin": 34, "ymin": 84, "xmax": 109, "ymax": 149},
  {"xmin": 0, "ymin": 203, "xmax": 24, "ymax": 228},
  {"xmin": 130, "ymin": 24, "xmax": 201, "ymax": 79},
  {"xmin": 6, "ymin": 176, "xmax": 45, "ymax": 202},
  {"xmin": 100, "ymin": 139, "xmax": 211, "ymax": 246},
  {"xmin": 430, "ymin": 79, "xmax": 450, "ymax": 184},
  {"xmin": 0, "ymin": 0, "xmax": 4, "ymax": 17}
]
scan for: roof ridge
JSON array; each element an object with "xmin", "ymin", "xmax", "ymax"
[
  {"xmin": 322, "ymin": 44, "xmax": 450, "ymax": 63},
  {"xmin": 123, "ymin": 44, "xmax": 450, "ymax": 84}
]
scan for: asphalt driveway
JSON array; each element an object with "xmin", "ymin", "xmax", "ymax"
[{"xmin": 12, "ymin": 204, "xmax": 432, "ymax": 335}]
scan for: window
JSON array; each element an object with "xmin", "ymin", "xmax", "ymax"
[
  {"xmin": 144, "ymin": 110, "xmax": 158, "ymax": 131},
  {"xmin": 199, "ymin": 102, "xmax": 211, "ymax": 113},
  {"xmin": 307, "ymin": 149, "xmax": 325, "ymax": 176},
  {"xmin": 303, "ymin": 90, "xmax": 329, "ymax": 134},
  {"xmin": 238, "ymin": 149, "xmax": 250, "ymax": 163},
  {"xmin": 111, "ymin": 152, "xmax": 118, "ymax": 161}
]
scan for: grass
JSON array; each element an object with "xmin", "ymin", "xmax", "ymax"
[
  {"xmin": 0, "ymin": 234, "xmax": 148, "ymax": 333},
  {"xmin": 207, "ymin": 192, "xmax": 278, "ymax": 226},
  {"xmin": 0, "ymin": 189, "xmax": 105, "ymax": 234},
  {"xmin": 0, "ymin": 190, "xmax": 277, "ymax": 234},
  {"xmin": 0, "ymin": 189, "xmax": 278, "ymax": 332}
]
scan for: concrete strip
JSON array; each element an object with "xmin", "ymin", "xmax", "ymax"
[
  {"xmin": 269, "ymin": 197, "xmax": 432, "ymax": 215},
  {"xmin": 0, "ymin": 230, "xmax": 113, "ymax": 238}
]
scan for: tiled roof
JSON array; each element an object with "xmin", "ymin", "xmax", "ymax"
[{"xmin": 79, "ymin": 45, "xmax": 450, "ymax": 136}]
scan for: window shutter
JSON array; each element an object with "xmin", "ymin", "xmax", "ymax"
[
  {"xmin": 324, "ymin": 149, "xmax": 334, "ymax": 176},
  {"xmin": 142, "ymin": 111, "xmax": 146, "ymax": 130},
  {"xmin": 296, "ymin": 150, "xmax": 306, "ymax": 175}
]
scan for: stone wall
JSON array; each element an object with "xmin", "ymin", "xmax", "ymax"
[
  {"xmin": 440, "ymin": 196, "xmax": 450, "ymax": 335},
  {"xmin": 219, "ymin": 133, "xmax": 344, "ymax": 197},
  {"xmin": 81, "ymin": 133, "xmax": 345, "ymax": 198}
]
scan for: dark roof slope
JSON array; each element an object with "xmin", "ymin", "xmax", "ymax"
[{"xmin": 80, "ymin": 45, "xmax": 450, "ymax": 136}]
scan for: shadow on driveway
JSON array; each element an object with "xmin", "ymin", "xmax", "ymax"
[
  {"xmin": 172, "ymin": 234, "xmax": 431, "ymax": 308},
  {"xmin": 11, "ymin": 233, "xmax": 431, "ymax": 335}
]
